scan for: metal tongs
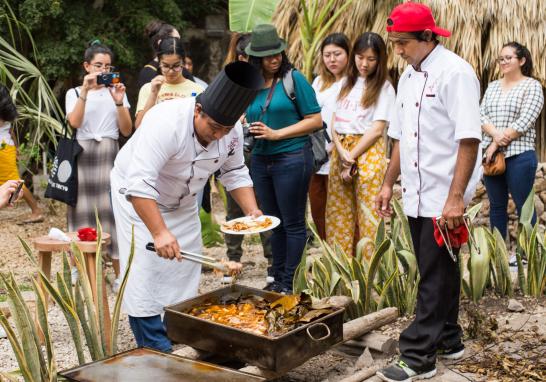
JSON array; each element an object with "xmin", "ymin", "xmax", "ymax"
[
  {"xmin": 434, "ymin": 213, "xmax": 480, "ymax": 262},
  {"xmin": 146, "ymin": 242, "xmax": 227, "ymax": 272}
]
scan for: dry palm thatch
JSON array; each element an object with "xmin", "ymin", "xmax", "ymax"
[{"xmin": 272, "ymin": 0, "xmax": 546, "ymax": 87}]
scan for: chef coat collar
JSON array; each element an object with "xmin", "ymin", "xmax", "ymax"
[
  {"xmin": 414, "ymin": 44, "xmax": 443, "ymax": 72},
  {"xmin": 192, "ymin": 131, "xmax": 221, "ymax": 160}
]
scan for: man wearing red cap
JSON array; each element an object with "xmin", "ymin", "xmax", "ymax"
[{"xmin": 375, "ymin": 2, "xmax": 481, "ymax": 381}]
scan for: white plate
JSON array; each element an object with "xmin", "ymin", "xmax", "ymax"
[{"xmin": 221, "ymin": 215, "xmax": 281, "ymax": 235}]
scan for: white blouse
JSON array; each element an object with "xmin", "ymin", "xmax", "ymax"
[{"xmin": 65, "ymin": 87, "xmax": 130, "ymax": 141}]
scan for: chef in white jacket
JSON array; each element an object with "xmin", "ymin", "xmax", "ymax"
[{"xmin": 111, "ymin": 61, "xmax": 264, "ymax": 352}]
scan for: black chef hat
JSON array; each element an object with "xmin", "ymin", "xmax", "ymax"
[{"xmin": 196, "ymin": 61, "xmax": 264, "ymax": 126}]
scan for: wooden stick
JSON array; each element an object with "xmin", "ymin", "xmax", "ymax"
[
  {"xmin": 346, "ymin": 332, "xmax": 398, "ymax": 355},
  {"xmin": 342, "ymin": 307, "xmax": 398, "ymax": 342}
]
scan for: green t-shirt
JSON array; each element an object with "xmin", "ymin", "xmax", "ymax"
[{"xmin": 246, "ymin": 70, "xmax": 321, "ymax": 155}]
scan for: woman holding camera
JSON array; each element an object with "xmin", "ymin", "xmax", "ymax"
[
  {"xmin": 135, "ymin": 37, "xmax": 203, "ymax": 129},
  {"xmin": 65, "ymin": 41, "xmax": 132, "ymax": 288},
  {"xmin": 245, "ymin": 24, "xmax": 322, "ymax": 294}
]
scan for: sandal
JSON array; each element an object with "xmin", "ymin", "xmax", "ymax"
[{"xmin": 17, "ymin": 215, "xmax": 44, "ymax": 225}]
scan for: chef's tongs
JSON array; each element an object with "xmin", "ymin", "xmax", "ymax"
[{"xmin": 145, "ymin": 242, "xmax": 227, "ymax": 272}]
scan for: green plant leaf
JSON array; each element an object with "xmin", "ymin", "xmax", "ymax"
[
  {"xmin": 519, "ymin": 190, "xmax": 535, "ymax": 225},
  {"xmin": 229, "ymin": 0, "xmax": 280, "ymax": 32}
]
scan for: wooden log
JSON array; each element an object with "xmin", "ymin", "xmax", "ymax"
[
  {"xmin": 346, "ymin": 332, "xmax": 398, "ymax": 355},
  {"xmin": 342, "ymin": 308, "xmax": 398, "ymax": 342},
  {"xmin": 338, "ymin": 366, "xmax": 380, "ymax": 382}
]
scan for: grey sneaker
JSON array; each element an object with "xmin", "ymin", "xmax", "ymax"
[
  {"xmin": 377, "ymin": 360, "xmax": 436, "ymax": 382},
  {"xmin": 437, "ymin": 343, "xmax": 465, "ymax": 360}
]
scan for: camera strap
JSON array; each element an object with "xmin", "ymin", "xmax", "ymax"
[{"xmin": 258, "ymin": 77, "xmax": 278, "ymax": 122}]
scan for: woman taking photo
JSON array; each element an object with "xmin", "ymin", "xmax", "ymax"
[
  {"xmin": 0, "ymin": 85, "xmax": 43, "ymax": 223},
  {"xmin": 65, "ymin": 41, "xmax": 132, "ymax": 289},
  {"xmin": 245, "ymin": 24, "xmax": 322, "ymax": 294},
  {"xmin": 481, "ymin": 42, "xmax": 544, "ymax": 263},
  {"xmin": 135, "ymin": 37, "xmax": 203, "ymax": 128},
  {"xmin": 310, "ymin": 33, "xmax": 350, "ymax": 240},
  {"xmin": 326, "ymin": 32, "xmax": 395, "ymax": 258}
]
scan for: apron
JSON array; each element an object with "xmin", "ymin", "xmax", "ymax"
[{"xmin": 111, "ymin": 168, "xmax": 202, "ymax": 317}]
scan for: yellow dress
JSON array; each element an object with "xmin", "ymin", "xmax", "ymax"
[
  {"xmin": 0, "ymin": 143, "xmax": 21, "ymax": 183},
  {"xmin": 325, "ymin": 135, "xmax": 387, "ymax": 258}
]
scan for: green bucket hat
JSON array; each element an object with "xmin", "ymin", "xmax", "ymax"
[{"xmin": 245, "ymin": 24, "xmax": 287, "ymax": 57}]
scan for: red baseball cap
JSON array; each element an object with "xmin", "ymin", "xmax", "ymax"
[{"xmin": 386, "ymin": 2, "xmax": 451, "ymax": 37}]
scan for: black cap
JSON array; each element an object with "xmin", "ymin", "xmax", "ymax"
[{"xmin": 196, "ymin": 61, "xmax": 264, "ymax": 126}]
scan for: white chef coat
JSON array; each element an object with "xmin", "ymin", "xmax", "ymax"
[
  {"xmin": 388, "ymin": 45, "xmax": 482, "ymax": 218},
  {"xmin": 111, "ymin": 97, "xmax": 252, "ymax": 316},
  {"xmin": 311, "ymin": 76, "xmax": 343, "ymax": 175}
]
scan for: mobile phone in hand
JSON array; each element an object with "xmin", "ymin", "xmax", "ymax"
[{"xmin": 8, "ymin": 181, "xmax": 23, "ymax": 205}]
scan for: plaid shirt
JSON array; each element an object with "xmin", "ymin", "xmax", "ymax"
[{"xmin": 480, "ymin": 78, "xmax": 544, "ymax": 158}]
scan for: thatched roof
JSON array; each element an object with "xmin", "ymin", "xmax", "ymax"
[{"xmin": 272, "ymin": 0, "xmax": 546, "ymax": 87}]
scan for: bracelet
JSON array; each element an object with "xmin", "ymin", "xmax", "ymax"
[
  {"xmin": 79, "ymin": 95, "xmax": 86, "ymax": 102},
  {"xmin": 115, "ymin": 103, "xmax": 123, "ymax": 107}
]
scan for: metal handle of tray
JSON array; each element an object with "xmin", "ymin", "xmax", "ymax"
[{"xmin": 306, "ymin": 322, "xmax": 331, "ymax": 342}]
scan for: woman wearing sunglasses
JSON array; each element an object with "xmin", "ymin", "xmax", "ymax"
[{"xmin": 135, "ymin": 37, "xmax": 204, "ymax": 128}]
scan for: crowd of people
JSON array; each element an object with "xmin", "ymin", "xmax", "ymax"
[{"xmin": 0, "ymin": 2, "xmax": 544, "ymax": 381}]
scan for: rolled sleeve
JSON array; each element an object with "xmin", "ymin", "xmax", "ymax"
[
  {"xmin": 444, "ymin": 71, "xmax": 482, "ymax": 141},
  {"xmin": 373, "ymin": 83, "xmax": 396, "ymax": 122},
  {"xmin": 387, "ymin": 98, "xmax": 402, "ymax": 140},
  {"xmin": 65, "ymin": 88, "xmax": 78, "ymax": 116},
  {"xmin": 479, "ymin": 88, "xmax": 492, "ymax": 125},
  {"xmin": 124, "ymin": 108, "xmax": 180, "ymax": 200},
  {"xmin": 509, "ymin": 81, "xmax": 544, "ymax": 134}
]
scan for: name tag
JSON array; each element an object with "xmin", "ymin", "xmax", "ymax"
[{"xmin": 425, "ymin": 94, "xmax": 436, "ymax": 98}]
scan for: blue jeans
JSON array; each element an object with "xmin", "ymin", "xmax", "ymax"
[
  {"xmin": 251, "ymin": 145, "xmax": 313, "ymax": 290},
  {"xmin": 129, "ymin": 315, "xmax": 172, "ymax": 352},
  {"xmin": 484, "ymin": 150, "xmax": 537, "ymax": 238}
]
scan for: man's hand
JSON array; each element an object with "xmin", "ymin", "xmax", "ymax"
[
  {"xmin": 375, "ymin": 184, "xmax": 393, "ymax": 218},
  {"xmin": 152, "ymin": 229, "xmax": 182, "ymax": 261},
  {"xmin": 247, "ymin": 209, "xmax": 263, "ymax": 218},
  {"xmin": 441, "ymin": 194, "xmax": 465, "ymax": 230}
]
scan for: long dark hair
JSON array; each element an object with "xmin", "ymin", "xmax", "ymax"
[
  {"xmin": 0, "ymin": 85, "xmax": 18, "ymax": 122},
  {"xmin": 318, "ymin": 33, "xmax": 350, "ymax": 92},
  {"xmin": 157, "ymin": 37, "xmax": 186, "ymax": 61},
  {"xmin": 145, "ymin": 20, "xmax": 177, "ymax": 55},
  {"xmin": 84, "ymin": 40, "xmax": 113, "ymax": 63},
  {"xmin": 339, "ymin": 32, "xmax": 389, "ymax": 109},
  {"xmin": 503, "ymin": 41, "xmax": 533, "ymax": 77},
  {"xmin": 248, "ymin": 51, "xmax": 292, "ymax": 79},
  {"xmin": 224, "ymin": 33, "xmax": 251, "ymax": 65}
]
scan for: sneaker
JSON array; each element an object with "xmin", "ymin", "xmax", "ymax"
[
  {"xmin": 71, "ymin": 267, "xmax": 79, "ymax": 285},
  {"xmin": 263, "ymin": 281, "xmax": 284, "ymax": 293},
  {"xmin": 0, "ymin": 325, "xmax": 7, "ymax": 339},
  {"xmin": 112, "ymin": 278, "xmax": 121, "ymax": 294},
  {"xmin": 509, "ymin": 254, "xmax": 528, "ymax": 268},
  {"xmin": 437, "ymin": 343, "xmax": 465, "ymax": 360},
  {"xmin": 377, "ymin": 360, "xmax": 436, "ymax": 382},
  {"xmin": 221, "ymin": 275, "xmax": 234, "ymax": 284}
]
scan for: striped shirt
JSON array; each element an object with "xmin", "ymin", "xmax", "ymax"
[{"xmin": 480, "ymin": 77, "xmax": 544, "ymax": 158}]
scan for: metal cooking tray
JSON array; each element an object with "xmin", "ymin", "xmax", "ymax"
[
  {"xmin": 59, "ymin": 347, "xmax": 265, "ymax": 382},
  {"xmin": 164, "ymin": 284, "xmax": 344, "ymax": 373}
]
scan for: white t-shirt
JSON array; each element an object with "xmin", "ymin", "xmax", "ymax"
[
  {"xmin": 311, "ymin": 76, "xmax": 344, "ymax": 175},
  {"xmin": 0, "ymin": 122, "xmax": 14, "ymax": 146},
  {"xmin": 334, "ymin": 78, "xmax": 395, "ymax": 135},
  {"xmin": 65, "ymin": 87, "xmax": 130, "ymax": 141}
]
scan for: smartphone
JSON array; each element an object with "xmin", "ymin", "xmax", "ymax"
[
  {"xmin": 8, "ymin": 181, "xmax": 23, "ymax": 205},
  {"xmin": 96, "ymin": 72, "xmax": 121, "ymax": 86}
]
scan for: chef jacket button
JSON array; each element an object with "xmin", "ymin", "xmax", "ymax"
[
  {"xmin": 415, "ymin": 102, "xmax": 419, "ymax": 107},
  {"xmin": 424, "ymin": 72, "xmax": 428, "ymax": 78},
  {"xmin": 401, "ymin": 103, "xmax": 404, "ymax": 108},
  {"xmin": 192, "ymin": 161, "xmax": 195, "ymax": 165},
  {"xmin": 414, "ymin": 162, "xmax": 417, "ymax": 167},
  {"xmin": 192, "ymin": 193, "xmax": 196, "ymax": 197},
  {"xmin": 414, "ymin": 132, "xmax": 417, "ymax": 137},
  {"xmin": 408, "ymin": 74, "xmax": 411, "ymax": 78},
  {"xmin": 214, "ymin": 159, "xmax": 219, "ymax": 163},
  {"xmin": 403, "ymin": 188, "xmax": 406, "ymax": 193},
  {"xmin": 417, "ymin": 190, "xmax": 420, "ymax": 195}
]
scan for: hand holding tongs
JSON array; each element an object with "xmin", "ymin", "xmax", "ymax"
[
  {"xmin": 434, "ymin": 213, "xmax": 480, "ymax": 262},
  {"xmin": 146, "ymin": 242, "xmax": 227, "ymax": 272}
]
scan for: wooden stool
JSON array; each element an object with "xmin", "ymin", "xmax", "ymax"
[{"xmin": 32, "ymin": 232, "xmax": 112, "ymax": 349}]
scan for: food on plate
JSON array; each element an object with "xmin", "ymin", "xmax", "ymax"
[{"xmin": 222, "ymin": 217, "xmax": 273, "ymax": 233}]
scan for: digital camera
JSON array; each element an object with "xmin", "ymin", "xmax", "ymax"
[
  {"xmin": 242, "ymin": 122, "xmax": 256, "ymax": 152},
  {"xmin": 96, "ymin": 72, "xmax": 120, "ymax": 86}
]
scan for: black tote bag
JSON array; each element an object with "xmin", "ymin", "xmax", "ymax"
[{"xmin": 44, "ymin": 121, "xmax": 83, "ymax": 206}]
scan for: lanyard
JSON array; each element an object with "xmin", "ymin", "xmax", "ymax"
[{"xmin": 258, "ymin": 77, "xmax": 278, "ymax": 122}]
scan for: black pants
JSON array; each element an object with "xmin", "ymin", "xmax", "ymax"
[{"xmin": 399, "ymin": 217, "xmax": 463, "ymax": 370}]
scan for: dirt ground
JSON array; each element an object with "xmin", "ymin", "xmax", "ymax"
[{"xmin": 0, "ymin": 197, "xmax": 545, "ymax": 381}]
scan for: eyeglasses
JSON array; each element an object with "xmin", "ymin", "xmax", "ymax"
[
  {"xmin": 496, "ymin": 56, "xmax": 515, "ymax": 64},
  {"xmin": 91, "ymin": 63, "xmax": 115, "ymax": 71},
  {"xmin": 159, "ymin": 63, "xmax": 184, "ymax": 72}
]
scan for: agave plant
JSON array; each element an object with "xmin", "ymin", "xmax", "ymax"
[{"xmin": 0, "ymin": 217, "xmax": 135, "ymax": 381}]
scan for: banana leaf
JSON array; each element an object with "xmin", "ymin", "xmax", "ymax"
[{"xmin": 229, "ymin": 0, "xmax": 280, "ymax": 32}]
